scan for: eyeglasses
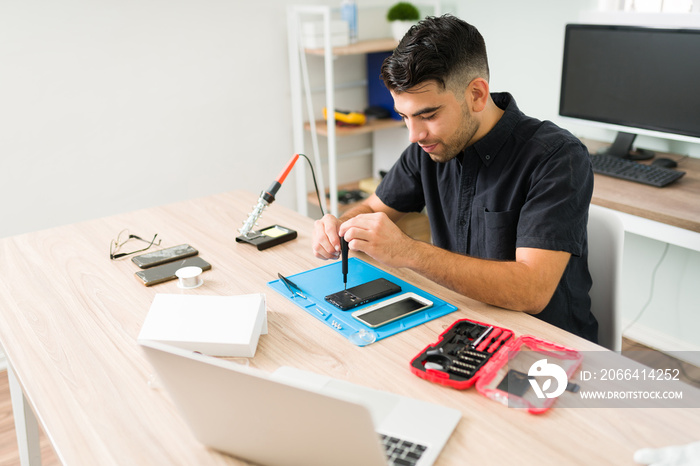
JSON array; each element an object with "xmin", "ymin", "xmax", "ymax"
[{"xmin": 109, "ymin": 229, "xmax": 161, "ymax": 259}]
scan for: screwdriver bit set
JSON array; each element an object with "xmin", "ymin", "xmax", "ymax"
[
  {"xmin": 410, "ymin": 318, "xmax": 583, "ymax": 413},
  {"xmin": 411, "ymin": 320, "xmax": 514, "ymax": 387}
]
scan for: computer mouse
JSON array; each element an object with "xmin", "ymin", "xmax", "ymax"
[{"xmin": 651, "ymin": 158, "xmax": 678, "ymax": 169}]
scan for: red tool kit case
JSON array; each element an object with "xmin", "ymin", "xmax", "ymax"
[{"xmin": 410, "ymin": 318, "xmax": 583, "ymax": 414}]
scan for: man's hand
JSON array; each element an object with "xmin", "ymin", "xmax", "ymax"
[
  {"xmin": 312, "ymin": 194, "xmax": 394, "ymax": 261},
  {"xmin": 312, "ymin": 214, "xmax": 342, "ymax": 260},
  {"xmin": 338, "ymin": 212, "xmax": 414, "ymax": 269}
]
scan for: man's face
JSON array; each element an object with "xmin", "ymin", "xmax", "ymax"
[{"xmin": 392, "ymin": 80, "xmax": 478, "ymax": 163}]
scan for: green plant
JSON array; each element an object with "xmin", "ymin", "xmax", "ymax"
[{"xmin": 386, "ymin": 2, "xmax": 420, "ymax": 22}]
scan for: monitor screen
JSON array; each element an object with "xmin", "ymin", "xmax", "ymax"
[{"xmin": 559, "ymin": 24, "xmax": 700, "ymax": 158}]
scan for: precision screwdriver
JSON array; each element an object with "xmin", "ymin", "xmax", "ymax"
[{"xmin": 341, "ymin": 237, "xmax": 349, "ymax": 290}]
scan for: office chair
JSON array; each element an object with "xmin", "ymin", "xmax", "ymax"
[{"xmin": 587, "ymin": 204, "xmax": 625, "ymax": 351}]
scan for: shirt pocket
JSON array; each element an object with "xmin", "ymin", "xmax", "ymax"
[{"xmin": 472, "ymin": 207, "xmax": 519, "ymax": 260}]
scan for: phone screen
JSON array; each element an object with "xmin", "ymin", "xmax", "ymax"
[{"xmin": 352, "ymin": 294, "xmax": 432, "ymax": 328}]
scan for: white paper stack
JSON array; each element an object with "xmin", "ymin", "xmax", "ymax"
[{"xmin": 138, "ymin": 293, "xmax": 267, "ymax": 357}]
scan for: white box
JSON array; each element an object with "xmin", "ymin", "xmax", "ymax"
[
  {"xmin": 302, "ymin": 20, "xmax": 349, "ymax": 48},
  {"xmin": 138, "ymin": 293, "xmax": 267, "ymax": 357}
]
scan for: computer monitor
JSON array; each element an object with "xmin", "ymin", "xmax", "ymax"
[{"xmin": 559, "ymin": 23, "xmax": 700, "ymax": 160}]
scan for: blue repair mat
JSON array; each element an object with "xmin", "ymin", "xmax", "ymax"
[{"xmin": 268, "ymin": 258, "xmax": 458, "ymax": 346}]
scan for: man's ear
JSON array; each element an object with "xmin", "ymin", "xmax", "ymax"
[{"xmin": 464, "ymin": 78, "xmax": 490, "ymax": 113}]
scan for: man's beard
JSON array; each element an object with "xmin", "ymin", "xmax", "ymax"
[{"xmin": 423, "ymin": 105, "xmax": 478, "ymax": 163}]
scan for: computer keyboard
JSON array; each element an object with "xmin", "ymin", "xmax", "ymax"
[
  {"xmin": 591, "ymin": 154, "xmax": 685, "ymax": 187},
  {"xmin": 380, "ymin": 434, "xmax": 427, "ymax": 466}
]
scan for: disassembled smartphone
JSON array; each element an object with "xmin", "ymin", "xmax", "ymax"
[
  {"xmin": 135, "ymin": 256, "xmax": 211, "ymax": 286},
  {"xmin": 352, "ymin": 292, "xmax": 433, "ymax": 328},
  {"xmin": 324, "ymin": 278, "xmax": 401, "ymax": 311},
  {"xmin": 131, "ymin": 244, "xmax": 198, "ymax": 269}
]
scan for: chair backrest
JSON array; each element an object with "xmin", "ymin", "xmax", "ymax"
[{"xmin": 586, "ymin": 204, "xmax": 624, "ymax": 351}]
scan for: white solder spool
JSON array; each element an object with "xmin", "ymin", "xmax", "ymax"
[{"xmin": 176, "ymin": 266, "xmax": 203, "ymax": 289}]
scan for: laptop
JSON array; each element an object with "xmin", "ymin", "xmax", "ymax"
[{"xmin": 140, "ymin": 340, "xmax": 460, "ymax": 466}]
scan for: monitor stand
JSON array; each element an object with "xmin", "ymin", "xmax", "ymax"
[{"xmin": 600, "ymin": 131, "xmax": 654, "ymax": 160}]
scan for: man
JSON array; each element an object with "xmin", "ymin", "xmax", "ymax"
[{"xmin": 312, "ymin": 15, "xmax": 597, "ymax": 342}]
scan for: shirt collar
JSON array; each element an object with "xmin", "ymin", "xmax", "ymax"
[{"xmin": 468, "ymin": 92, "xmax": 522, "ymax": 167}]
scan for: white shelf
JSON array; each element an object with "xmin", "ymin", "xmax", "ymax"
[{"xmin": 288, "ymin": 5, "xmax": 403, "ymax": 217}]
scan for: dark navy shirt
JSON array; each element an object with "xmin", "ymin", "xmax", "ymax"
[{"xmin": 376, "ymin": 92, "xmax": 597, "ymax": 342}]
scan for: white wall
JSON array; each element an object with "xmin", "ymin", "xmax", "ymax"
[
  {"xmin": 0, "ymin": 0, "xmax": 448, "ymax": 239},
  {"xmin": 1, "ymin": 0, "xmax": 334, "ymax": 239},
  {"xmin": 456, "ymin": 0, "xmax": 596, "ymax": 125},
  {"xmin": 622, "ymin": 234, "xmax": 700, "ymax": 359}
]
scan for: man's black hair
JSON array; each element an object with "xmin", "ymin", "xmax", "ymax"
[{"xmin": 380, "ymin": 14, "xmax": 490, "ymax": 93}]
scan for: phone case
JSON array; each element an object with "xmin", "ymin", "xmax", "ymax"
[{"xmin": 410, "ymin": 318, "xmax": 583, "ymax": 414}]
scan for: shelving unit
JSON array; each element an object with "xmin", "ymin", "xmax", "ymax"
[
  {"xmin": 305, "ymin": 117, "xmax": 404, "ymax": 137},
  {"xmin": 303, "ymin": 37, "xmax": 398, "ymax": 56},
  {"xmin": 287, "ymin": 5, "xmax": 402, "ymax": 218}
]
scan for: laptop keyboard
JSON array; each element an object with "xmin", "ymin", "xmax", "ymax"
[{"xmin": 380, "ymin": 434, "xmax": 427, "ymax": 466}]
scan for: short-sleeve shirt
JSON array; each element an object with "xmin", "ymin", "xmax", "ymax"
[{"xmin": 375, "ymin": 92, "xmax": 597, "ymax": 342}]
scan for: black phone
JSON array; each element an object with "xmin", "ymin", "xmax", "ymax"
[
  {"xmin": 134, "ymin": 256, "xmax": 211, "ymax": 286},
  {"xmin": 324, "ymin": 278, "xmax": 401, "ymax": 311},
  {"xmin": 131, "ymin": 244, "xmax": 198, "ymax": 269}
]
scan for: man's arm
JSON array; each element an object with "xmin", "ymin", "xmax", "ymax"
[
  {"xmin": 337, "ymin": 197, "xmax": 571, "ymax": 314},
  {"xmin": 405, "ymin": 242, "xmax": 570, "ymax": 313}
]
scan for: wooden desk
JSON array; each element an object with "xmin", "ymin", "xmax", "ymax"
[
  {"xmin": 1, "ymin": 190, "xmax": 699, "ymax": 465},
  {"xmin": 584, "ymin": 139, "xmax": 700, "ymax": 235}
]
